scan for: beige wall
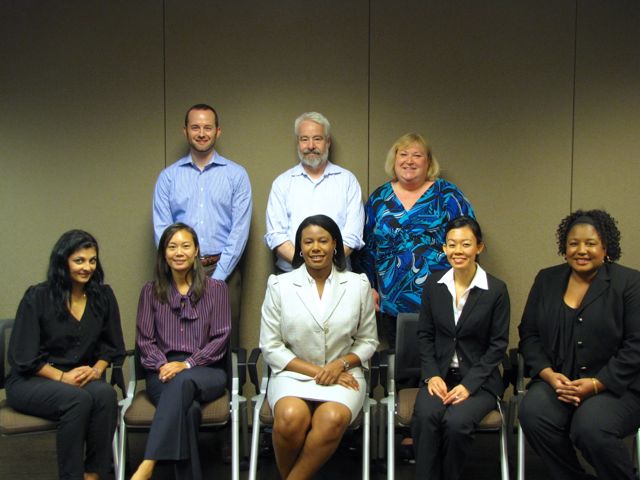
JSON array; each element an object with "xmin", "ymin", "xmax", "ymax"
[{"xmin": 1, "ymin": 1, "xmax": 638, "ymax": 367}]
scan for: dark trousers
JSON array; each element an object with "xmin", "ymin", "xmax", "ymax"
[
  {"xmin": 144, "ymin": 357, "xmax": 226, "ymax": 480},
  {"xmin": 379, "ymin": 312, "xmax": 398, "ymax": 350},
  {"xmin": 411, "ymin": 371, "xmax": 496, "ymax": 480},
  {"xmin": 5, "ymin": 373, "xmax": 117, "ymax": 480},
  {"xmin": 204, "ymin": 264, "xmax": 241, "ymax": 349},
  {"xmin": 519, "ymin": 380, "xmax": 640, "ymax": 480}
]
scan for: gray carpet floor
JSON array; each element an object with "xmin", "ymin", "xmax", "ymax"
[{"xmin": 0, "ymin": 427, "xmax": 555, "ymax": 479}]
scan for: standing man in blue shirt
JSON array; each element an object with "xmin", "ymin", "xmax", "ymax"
[
  {"xmin": 264, "ymin": 112, "xmax": 364, "ymax": 272},
  {"xmin": 153, "ymin": 103, "xmax": 252, "ymax": 347}
]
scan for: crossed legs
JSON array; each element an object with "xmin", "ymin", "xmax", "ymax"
[{"xmin": 272, "ymin": 397, "xmax": 352, "ymax": 480}]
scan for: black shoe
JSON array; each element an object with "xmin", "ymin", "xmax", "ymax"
[{"xmin": 398, "ymin": 443, "xmax": 415, "ymax": 464}]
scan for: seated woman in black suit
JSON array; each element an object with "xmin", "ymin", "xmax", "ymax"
[
  {"xmin": 6, "ymin": 229, "xmax": 125, "ymax": 480},
  {"xmin": 518, "ymin": 209, "xmax": 640, "ymax": 480},
  {"xmin": 411, "ymin": 216, "xmax": 510, "ymax": 480}
]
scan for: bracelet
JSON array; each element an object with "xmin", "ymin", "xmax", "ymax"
[
  {"xmin": 591, "ymin": 378, "xmax": 599, "ymax": 395},
  {"xmin": 59, "ymin": 371, "xmax": 64, "ymax": 381}
]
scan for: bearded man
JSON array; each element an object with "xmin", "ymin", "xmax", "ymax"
[{"xmin": 264, "ymin": 111, "xmax": 364, "ymax": 273}]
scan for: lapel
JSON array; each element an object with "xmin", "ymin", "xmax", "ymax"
[
  {"xmin": 456, "ymin": 287, "xmax": 482, "ymax": 332},
  {"xmin": 292, "ymin": 267, "xmax": 324, "ymax": 329},
  {"xmin": 579, "ymin": 264, "xmax": 611, "ymax": 313},
  {"xmin": 320, "ymin": 270, "xmax": 348, "ymax": 326},
  {"xmin": 433, "ymin": 282, "xmax": 456, "ymax": 335}
]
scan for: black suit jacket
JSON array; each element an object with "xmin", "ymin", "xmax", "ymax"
[
  {"xmin": 417, "ymin": 268, "xmax": 510, "ymax": 397},
  {"xmin": 518, "ymin": 262, "xmax": 640, "ymax": 396}
]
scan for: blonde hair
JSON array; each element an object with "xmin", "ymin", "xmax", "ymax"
[{"xmin": 384, "ymin": 133, "xmax": 440, "ymax": 181}]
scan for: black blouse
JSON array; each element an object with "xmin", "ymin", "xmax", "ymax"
[{"xmin": 9, "ymin": 282, "xmax": 126, "ymax": 376}]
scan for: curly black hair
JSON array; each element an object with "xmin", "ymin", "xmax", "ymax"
[{"xmin": 556, "ymin": 209, "xmax": 621, "ymax": 262}]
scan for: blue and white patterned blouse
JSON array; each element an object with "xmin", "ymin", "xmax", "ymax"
[{"xmin": 358, "ymin": 179, "xmax": 474, "ymax": 316}]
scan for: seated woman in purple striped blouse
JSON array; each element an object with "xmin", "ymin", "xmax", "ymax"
[{"xmin": 131, "ymin": 223, "xmax": 231, "ymax": 480}]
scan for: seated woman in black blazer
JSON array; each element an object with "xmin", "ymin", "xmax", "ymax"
[
  {"xmin": 411, "ymin": 216, "xmax": 510, "ymax": 480},
  {"xmin": 518, "ymin": 209, "xmax": 640, "ymax": 480}
]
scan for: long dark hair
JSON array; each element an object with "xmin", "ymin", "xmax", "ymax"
[
  {"xmin": 47, "ymin": 229, "xmax": 105, "ymax": 320},
  {"xmin": 292, "ymin": 214, "xmax": 347, "ymax": 271},
  {"xmin": 154, "ymin": 223, "xmax": 206, "ymax": 303}
]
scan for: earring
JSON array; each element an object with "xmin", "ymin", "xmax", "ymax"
[
  {"xmin": 334, "ymin": 249, "xmax": 337, "ymax": 255},
  {"xmin": 299, "ymin": 251, "xmax": 303, "ymax": 257},
  {"xmin": 606, "ymin": 255, "xmax": 612, "ymax": 263}
]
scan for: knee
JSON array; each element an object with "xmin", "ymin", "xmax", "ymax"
[
  {"xmin": 312, "ymin": 405, "xmax": 351, "ymax": 440},
  {"xmin": 62, "ymin": 388, "xmax": 93, "ymax": 420},
  {"xmin": 90, "ymin": 382, "xmax": 117, "ymax": 410},
  {"xmin": 273, "ymin": 404, "xmax": 311, "ymax": 440},
  {"xmin": 517, "ymin": 395, "xmax": 541, "ymax": 434},
  {"xmin": 442, "ymin": 411, "xmax": 474, "ymax": 438},
  {"xmin": 412, "ymin": 392, "xmax": 444, "ymax": 429},
  {"xmin": 570, "ymin": 416, "xmax": 605, "ymax": 451}
]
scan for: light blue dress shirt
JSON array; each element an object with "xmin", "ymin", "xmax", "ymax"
[
  {"xmin": 264, "ymin": 161, "xmax": 364, "ymax": 272},
  {"xmin": 153, "ymin": 151, "xmax": 252, "ymax": 281}
]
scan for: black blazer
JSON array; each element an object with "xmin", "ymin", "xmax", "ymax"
[
  {"xmin": 417, "ymin": 268, "xmax": 510, "ymax": 397},
  {"xmin": 518, "ymin": 263, "xmax": 640, "ymax": 396}
]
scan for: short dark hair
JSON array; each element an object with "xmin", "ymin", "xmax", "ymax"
[
  {"xmin": 292, "ymin": 215, "xmax": 347, "ymax": 271},
  {"xmin": 445, "ymin": 215, "xmax": 483, "ymax": 244},
  {"xmin": 154, "ymin": 223, "xmax": 206, "ymax": 303},
  {"xmin": 556, "ymin": 209, "xmax": 621, "ymax": 262},
  {"xmin": 184, "ymin": 103, "xmax": 219, "ymax": 128},
  {"xmin": 47, "ymin": 229, "xmax": 106, "ymax": 320}
]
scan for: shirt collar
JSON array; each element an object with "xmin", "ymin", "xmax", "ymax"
[
  {"xmin": 291, "ymin": 161, "xmax": 339, "ymax": 179},
  {"xmin": 438, "ymin": 263, "xmax": 489, "ymax": 291},
  {"xmin": 178, "ymin": 150, "xmax": 226, "ymax": 169},
  {"xmin": 304, "ymin": 265, "xmax": 335, "ymax": 285}
]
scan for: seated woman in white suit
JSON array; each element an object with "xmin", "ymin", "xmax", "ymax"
[{"xmin": 260, "ymin": 214, "xmax": 379, "ymax": 480}]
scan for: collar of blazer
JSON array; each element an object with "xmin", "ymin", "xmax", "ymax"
[
  {"xmin": 546, "ymin": 263, "xmax": 612, "ymax": 312},
  {"xmin": 291, "ymin": 266, "xmax": 349, "ymax": 328}
]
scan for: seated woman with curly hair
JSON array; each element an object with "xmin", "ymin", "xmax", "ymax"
[{"xmin": 518, "ymin": 209, "xmax": 640, "ymax": 480}]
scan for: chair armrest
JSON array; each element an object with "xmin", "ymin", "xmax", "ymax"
[
  {"xmin": 109, "ymin": 359, "xmax": 127, "ymax": 397},
  {"xmin": 516, "ymin": 351, "xmax": 526, "ymax": 395},
  {"xmin": 367, "ymin": 351, "xmax": 380, "ymax": 396},
  {"xmin": 248, "ymin": 348, "xmax": 262, "ymax": 394},
  {"xmin": 377, "ymin": 349, "xmax": 390, "ymax": 397},
  {"xmin": 0, "ymin": 319, "xmax": 14, "ymax": 389},
  {"xmin": 233, "ymin": 347, "xmax": 247, "ymax": 395},
  {"xmin": 500, "ymin": 349, "xmax": 517, "ymax": 395},
  {"xmin": 123, "ymin": 350, "xmax": 137, "ymax": 400}
]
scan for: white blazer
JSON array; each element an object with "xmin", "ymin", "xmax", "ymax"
[{"xmin": 260, "ymin": 266, "xmax": 379, "ymax": 378}]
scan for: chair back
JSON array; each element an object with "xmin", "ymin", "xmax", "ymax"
[{"xmin": 394, "ymin": 312, "xmax": 421, "ymax": 386}]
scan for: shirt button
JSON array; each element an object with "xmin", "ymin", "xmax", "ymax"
[
  {"xmin": 577, "ymin": 317, "xmax": 583, "ymax": 323},
  {"xmin": 580, "ymin": 366, "xmax": 587, "ymax": 371},
  {"xmin": 577, "ymin": 341, "xmax": 583, "ymax": 347}
]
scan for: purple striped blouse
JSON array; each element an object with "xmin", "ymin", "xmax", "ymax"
[{"xmin": 136, "ymin": 277, "xmax": 231, "ymax": 371}]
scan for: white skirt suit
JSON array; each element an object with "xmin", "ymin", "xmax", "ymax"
[{"xmin": 259, "ymin": 266, "xmax": 379, "ymax": 422}]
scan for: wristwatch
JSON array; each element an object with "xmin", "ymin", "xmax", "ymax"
[{"xmin": 341, "ymin": 358, "xmax": 350, "ymax": 371}]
